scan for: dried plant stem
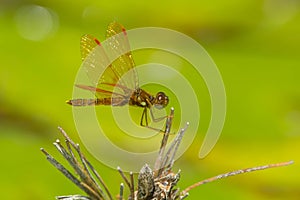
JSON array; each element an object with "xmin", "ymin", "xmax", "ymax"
[
  {"xmin": 117, "ymin": 166, "xmax": 135, "ymax": 199},
  {"xmin": 154, "ymin": 107, "xmax": 174, "ymax": 174},
  {"xmin": 41, "ymin": 107, "xmax": 293, "ymax": 200},
  {"xmin": 119, "ymin": 183, "xmax": 124, "ymax": 200},
  {"xmin": 181, "ymin": 160, "xmax": 294, "ymax": 196},
  {"xmin": 58, "ymin": 127, "xmax": 113, "ymax": 200},
  {"xmin": 130, "ymin": 172, "xmax": 135, "ymax": 199},
  {"xmin": 161, "ymin": 123, "xmax": 189, "ymax": 172},
  {"xmin": 155, "ymin": 122, "xmax": 189, "ymax": 179},
  {"xmin": 40, "ymin": 148, "xmax": 101, "ymax": 199},
  {"xmin": 56, "ymin": 195, "xmax": 91, "ymax": 200}
]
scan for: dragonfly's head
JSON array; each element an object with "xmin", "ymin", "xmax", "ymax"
[{"xmin": 154, "ymin": 92, "xmax": 169, "ymax": 109}]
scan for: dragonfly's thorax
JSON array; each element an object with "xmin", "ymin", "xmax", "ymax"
[{"xmin": 129, "ymin": 88, "xmax": 155, "ymax": 108}]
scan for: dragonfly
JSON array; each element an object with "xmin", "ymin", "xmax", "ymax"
[{"xmin": 67, "ymin": 22, "xmax": 169, "ymax": 129}]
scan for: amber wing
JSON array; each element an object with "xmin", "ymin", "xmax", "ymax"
[{"xmin": 80, "ymin": 22, "xmax": 138, "ymax": 101}]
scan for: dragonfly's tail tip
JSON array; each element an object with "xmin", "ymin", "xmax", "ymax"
[
  {"xmin": 288, "ymin": 160, "xmax": 294, "ymax": 165},
  {"xmin": 66, "ymin": 100, "xmax": 72, "ymax": 105}
]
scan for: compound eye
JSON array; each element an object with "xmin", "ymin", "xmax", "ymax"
[
  {"xmin": 157, "ymin": 92, "xmax": 165, "ymax": 101},
  {"xmin": 155, "ymin": 92, "xmax": 169, "ymax": 109}
]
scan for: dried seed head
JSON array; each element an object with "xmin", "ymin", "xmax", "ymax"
[{"xmin": 137, "ymin": 164, "xmax": 154, "ymax": 200}]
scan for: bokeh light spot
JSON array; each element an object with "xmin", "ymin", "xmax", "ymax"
[{"xmin": 14, "ymin": 5, "xmax": 59, "ymax": 41}]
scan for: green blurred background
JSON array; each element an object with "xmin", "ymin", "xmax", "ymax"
[{"xmin": 1, "ymin": 0, "xmax": 299, "ymax": 199}]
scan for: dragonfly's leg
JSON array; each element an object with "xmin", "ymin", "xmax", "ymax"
[
  {"xmin": 149, "ymin": 107, "xmax": 175, "ymax": 133},
  {"xmin": 143, "ymin": 99, "xmax": 169, "ymax": 123},
  {"xmin": 140, "ymin": 107, "xmax": 148, "ymax": 126},
  {"xmin": 140, "ymin": 107, "xmax": 165, "ymax": 132},
  {"xmin": 149, "ymin": 107, "xmax": 169, "ymax": 122},
  {"xmin": 140, "ymin": 107, "xmax": 174, "ymax": 133}
]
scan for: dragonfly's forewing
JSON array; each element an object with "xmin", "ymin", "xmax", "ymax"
[
  {"xmin": 80, "ymin": 34, "xmax": 116, "ymax": 98},
  {"xmin": 104, "ymin": 22, "xmax": 139, "ymax": 91},
  {"xmin": 80, "ymin": 22, "xmax": 138, "ymax": 102}
]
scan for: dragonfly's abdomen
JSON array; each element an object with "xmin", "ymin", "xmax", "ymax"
[{"xmin": 67, "ymin": 98, "xmax": 112, "ymax": 106}]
